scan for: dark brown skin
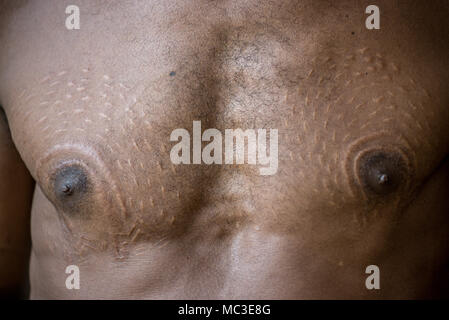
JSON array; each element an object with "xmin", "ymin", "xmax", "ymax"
[
  {"xmin": 0, "ymin": 105, "xmax": 34, "ymax": 298},
  {"xmin": 0, "ymin": 0, "xmax": 448, "ymax": 299}
]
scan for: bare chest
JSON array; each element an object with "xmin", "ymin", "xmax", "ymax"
[{"xmin": 1, "ymin": 1, "xmax": 448, "ymax": 259}]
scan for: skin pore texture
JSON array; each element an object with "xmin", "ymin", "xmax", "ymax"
[{"xmin": 0, "ymin": 0, "xmax": 449, "ymax": 299}]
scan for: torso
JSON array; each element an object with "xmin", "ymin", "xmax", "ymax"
[{"xmin": 0, "ymin": 0, "xmax": 449, "ymax": 298}]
